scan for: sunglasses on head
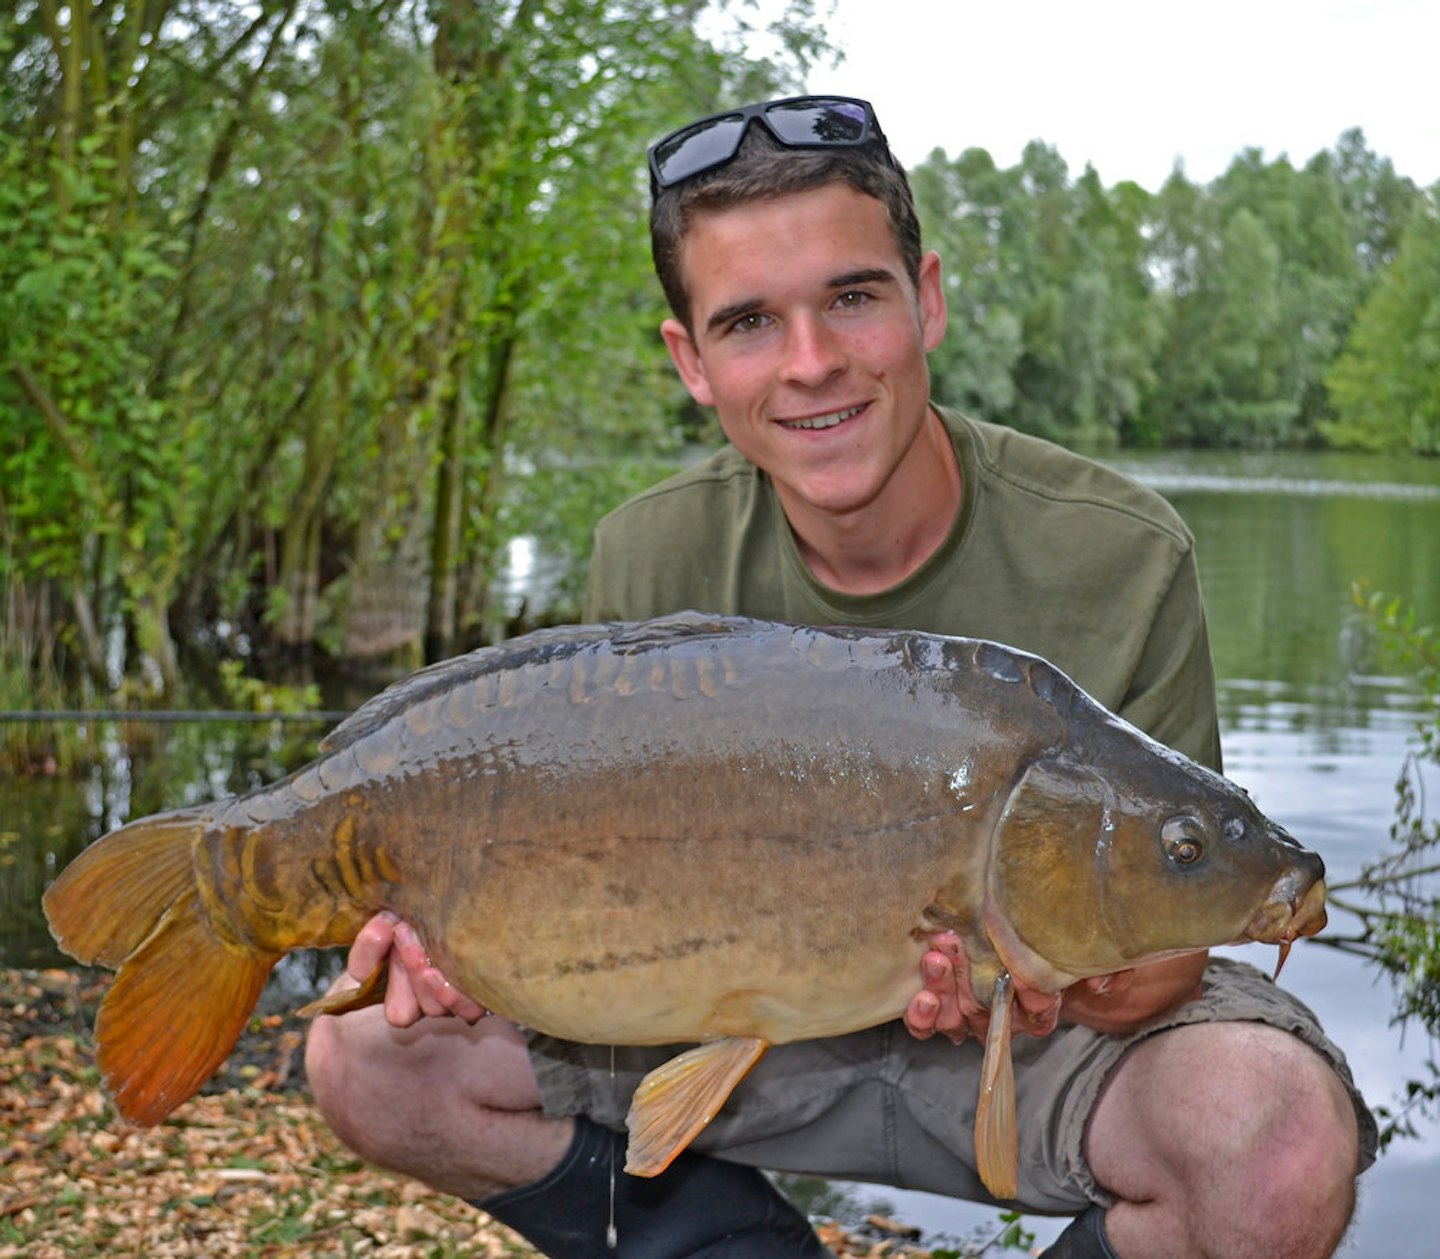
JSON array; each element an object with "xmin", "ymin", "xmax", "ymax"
[{"xmin": 648, "ymin": 95, "xmax": 882, "ymax": 192}]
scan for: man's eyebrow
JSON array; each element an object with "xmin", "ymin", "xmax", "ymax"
[{"xmin": 828, "ymin": 267, "xmax": 898, "ymax": 288}]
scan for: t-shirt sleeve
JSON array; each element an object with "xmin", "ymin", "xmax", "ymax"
[{"xmin": 582, "ymin": 525, "xmax": 613, "ymax": 624}]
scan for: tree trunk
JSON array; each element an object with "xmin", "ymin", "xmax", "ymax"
[{"xmin": 424, "ymin": 377, "xmax": 466, "ymax": 662}]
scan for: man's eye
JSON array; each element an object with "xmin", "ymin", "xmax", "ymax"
[
  {"xmin": 834, "ymin": 290, "xmax": 870, "ymax": 309},
  {"xmin": 730, "ymin": 312, "xmax": 770, "ymax": 334}
]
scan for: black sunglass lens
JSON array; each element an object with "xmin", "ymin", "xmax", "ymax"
[
  {"xmin": 764, "ymin": 100, "xmax": 869, "ymax": 146},
  {"xmin": 654, "ymin": 115, "xmax": 746, "ymax": 186}
]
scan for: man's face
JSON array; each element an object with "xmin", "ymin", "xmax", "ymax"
[{"xmin": 661, "ymin": 183, "xmax": 947, "ymax": 528}]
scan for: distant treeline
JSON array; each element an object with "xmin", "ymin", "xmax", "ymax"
[
  {"xmin": 2, "ymin": 2, "xmax": 1437, "ymax": 705},
  {"xmin": 912, "ymin": 135, "xmax": 1437, "ymax": 455}
]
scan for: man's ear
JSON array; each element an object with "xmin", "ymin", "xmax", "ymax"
[
  {"xmin": 661, "ymin": 317, "xmax": 715, "ymax": 407},
  {"xmin": 918, "ymin": 250, "xmax": 948, "ymax": 352}
]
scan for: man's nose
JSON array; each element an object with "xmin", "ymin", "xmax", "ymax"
[{"xmin": 780, "ymin": 316, "xmax": 846, "ymax": 387}]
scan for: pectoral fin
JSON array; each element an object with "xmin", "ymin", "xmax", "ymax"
[
  {"xmin": 297, "ymin": 961, "xmax": 387, "ymax": 1018},
  {"xmin": 974, "ymin": 972, "xmax": 1019, "ymax": 1199},
  {"xmin": 624, "ymin": 1036, "xmax": 769, "ymax": 1176}
]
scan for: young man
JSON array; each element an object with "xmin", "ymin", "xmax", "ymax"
[{"xmin": 305, "ymin": 98, "xmax": 1376, "ymax": 1258}]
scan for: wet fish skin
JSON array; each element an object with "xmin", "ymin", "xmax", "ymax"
[{"xmin": 42, "ymin": 612, "xmax": 1328, "ymax": 1197}]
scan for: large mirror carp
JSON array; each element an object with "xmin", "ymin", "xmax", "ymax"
[{"xmin": 44, "ymin": 613, "xmax": 1328, "ymax": 1198}]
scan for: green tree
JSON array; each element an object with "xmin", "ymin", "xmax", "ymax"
[
  {"xmin": 1323, "ymin": 197, "xmax": 1440, "ymax": 454},
  {"xmin": 913, "ymin": 145, "xmax": 1157, "ymax": 447},
  {"xmin": 0, "ymin": 0, "xmax": 209, "ymax": 691},
  {"xmin": 911, "ymin": 146, "xmax": 1026, "ymax": 423},
  {"xmin": 0, "ymin": 1, "xmax": 832, "ymax": 699},
  {"xmin": 1330, "ymin": 127, "xmax": 1421, "ymax": 277},
  {"xmin": 1147, "ymin": 152, "xmax": 1352, "ymax": 447},
  {"xmin": 1060, "ymin": 168, "xmax": 1160, "ymax": 446}
]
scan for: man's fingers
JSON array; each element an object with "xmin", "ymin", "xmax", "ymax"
[
  {"xmin": 1013, "ymin": 989, "xmax": 1063, "ymax": 1037},
  {"xmin": 904, "ymin": 989, "xmax": 940, "ymax": 1039},
  {"xmin": 905, "ymin": 936, "xmax": 985, "ymax": 1044},
  {"xmin": 345, "ymin": 911, "xmax": 491, "ymax": 1027},
  {"xmin": 417, "ymin": 966, "xmax": 489, "ymax": 1022},
  {"xmin": 391, "ymin": 919, "xmax": 431, "ymax": 971},
  {"xmin": 382, "ymin": 948, "xmax": 424, "ymax": 1027},
  {"xmin": 924, "ymin": 929, "xmax": 1065, "ymax": 1041},
  {"xmin": 347, "ymin": 910, "xmax": 399, "ymax": 981},
  {"xmin": 393, "ymin": 921, "xmax": 451, "ymax": 1020},
  {"xmin": 393, "ymin": 920, "xmax": 489, "ymax": 1023}
]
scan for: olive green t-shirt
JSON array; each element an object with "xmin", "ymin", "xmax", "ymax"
[{"xmin": 584, "ymin": 406, "xmax": 1221, "ymax": 770}]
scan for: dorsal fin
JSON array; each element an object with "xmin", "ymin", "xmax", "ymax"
[
  {"xmin": 320, "ymin": 612, "xmax": 749, "ymax": 753},
  {"xmin": 971, "ymin": 639, "xmax": 1081, "ymax": 721}
]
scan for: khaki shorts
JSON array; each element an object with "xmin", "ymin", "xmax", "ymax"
[{"xmin": 527, "ymin": 957, "xmax": 1378, "ymax": 1214}]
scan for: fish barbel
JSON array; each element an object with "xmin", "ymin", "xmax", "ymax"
[{"xmin": 43, "ymin": 613, "xmax": 1328, "ymax": 1198}]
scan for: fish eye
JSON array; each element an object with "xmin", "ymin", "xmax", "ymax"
[{"xmin": 1161, "ymin": 816, "xmax": 1205, "ymax": 866}]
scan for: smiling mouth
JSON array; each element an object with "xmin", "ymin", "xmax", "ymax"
[{"xmin": 779, "ymin": 405, "xmax": 865, "ymax": 431}]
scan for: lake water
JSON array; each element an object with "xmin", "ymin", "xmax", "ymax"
[
  {"xmin": 868, "ymin": 449, "xmax": 1440, "ymax": 1255},
  {"xmin": 4, "ymin": 449, "xmax": 1438, "ymax": 1255}
]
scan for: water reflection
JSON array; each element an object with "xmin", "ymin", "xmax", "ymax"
[{"xmin": 1, "ymin": 717, "xmax": 334, "ymax": 968}]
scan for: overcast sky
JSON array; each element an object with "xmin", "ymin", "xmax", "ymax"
[{"xmin": 797, "ymin": 0, "xmax": 1438, "ymax": 191}]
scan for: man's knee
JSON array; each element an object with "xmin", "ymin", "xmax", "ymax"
[
  {"xmin": 1197, "ymin": 1024, "xmax": 1359, "ymax": 1184},
  {"xmin": 1238, "ymin": 1028, "xmax": 1360, "ymax": 1235},
  {"xmin": 1197, "ymin": 1032, "xmax": 1359, "ymax": 1256},
  {"xmin": 1090, "ymin": 1022, "xmax": 1363, "ymax": 1256},
  {"xmin": 1095, "ymin": 1021, "xmax": 1357, "ymax": 1152}
]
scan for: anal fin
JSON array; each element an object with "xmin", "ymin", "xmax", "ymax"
[
  {"xmin": 974, "ymin": 972, "xmax": 1019, "ymax": 1199},
  {"xmin": 624, "ymin": 1036, "xmax": 769, "ymax": 1177}
]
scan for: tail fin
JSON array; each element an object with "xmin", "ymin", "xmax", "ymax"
[{"xmin": 42, "ymin": 810, "xmax": 280, "ymax": 1126}]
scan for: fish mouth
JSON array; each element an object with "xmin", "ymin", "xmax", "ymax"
[
  {"xmin": 777, "ymin": 404, "xmax": 866, "ymax": 432},
  {"xmin": 1241, "ymin": 873, "xmax": 1328, "ymax": 979}
]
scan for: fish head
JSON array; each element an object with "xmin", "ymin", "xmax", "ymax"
[{"xmin": 984, "ymin": 748, "xmax": 1327, "ymax": 989}]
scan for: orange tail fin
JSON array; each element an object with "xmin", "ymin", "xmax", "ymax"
[{"xmin": 42, "ymin": 810, "xmax": 280, "ymax": 1126}]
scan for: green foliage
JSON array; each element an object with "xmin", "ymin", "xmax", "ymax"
[
  {"xmin": 0, "ymin": 1, "xmax": 826, "ymax": 693},
  {"xmin": 913, "ymin": 131, "xmax": 1425, "ymax": 452},
  {"xmin": 215, "ymin": 660, "xmax": 322, "ymax": 717},
  {"xmin": 1329, "ymin": 586, "xmax": 1440, "ymax": 1147},
  {"xmin": 774, "ymin": 1174, "xmax": 1035, "ymax": 1257},
  {"xmin": 1323, "ymin": 203, "xmax": 1440, "ymax": 454},
  {"xmin": 927, "ymin": 1211, "xmax": 1036, "ymax": 1257}
]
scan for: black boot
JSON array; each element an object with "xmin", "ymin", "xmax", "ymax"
[
  {"xmin": 474, "ymin": 1116, "xmax": 831, "ymax": 1257},
  {"xmin": 1040, "ymin": 1205, "xmax": 1119, "ymax": 1258}
]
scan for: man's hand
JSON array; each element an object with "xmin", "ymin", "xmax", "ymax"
[
  {"xmin": 1060, "ymin": 952, "xmax": 1206, "ymax": 1034},
  {"xmin": 347, "ymin": 910, "xmax": 489, "ymax": 1028},
  {"xmin": 903, "ymin": 931, "xmax": 1062, "ymax": 1043},
  {"xmin": 903, "ymin": 931, "xmax": 1208, "ymax": 1043}
]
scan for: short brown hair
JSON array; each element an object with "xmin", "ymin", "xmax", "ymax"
[{"xmin": 649, "ymin": 124, "xmax": 922, "ymax": 332}]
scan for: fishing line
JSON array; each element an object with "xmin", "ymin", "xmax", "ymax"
[{"xmin": 607, "ymin": 1044, "xmax": 618, "ymax": 1249}]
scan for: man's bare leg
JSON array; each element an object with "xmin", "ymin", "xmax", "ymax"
[{"xmin": 1083, "ymin": 1021, "xmax": 1360, "ymax": 1259}]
